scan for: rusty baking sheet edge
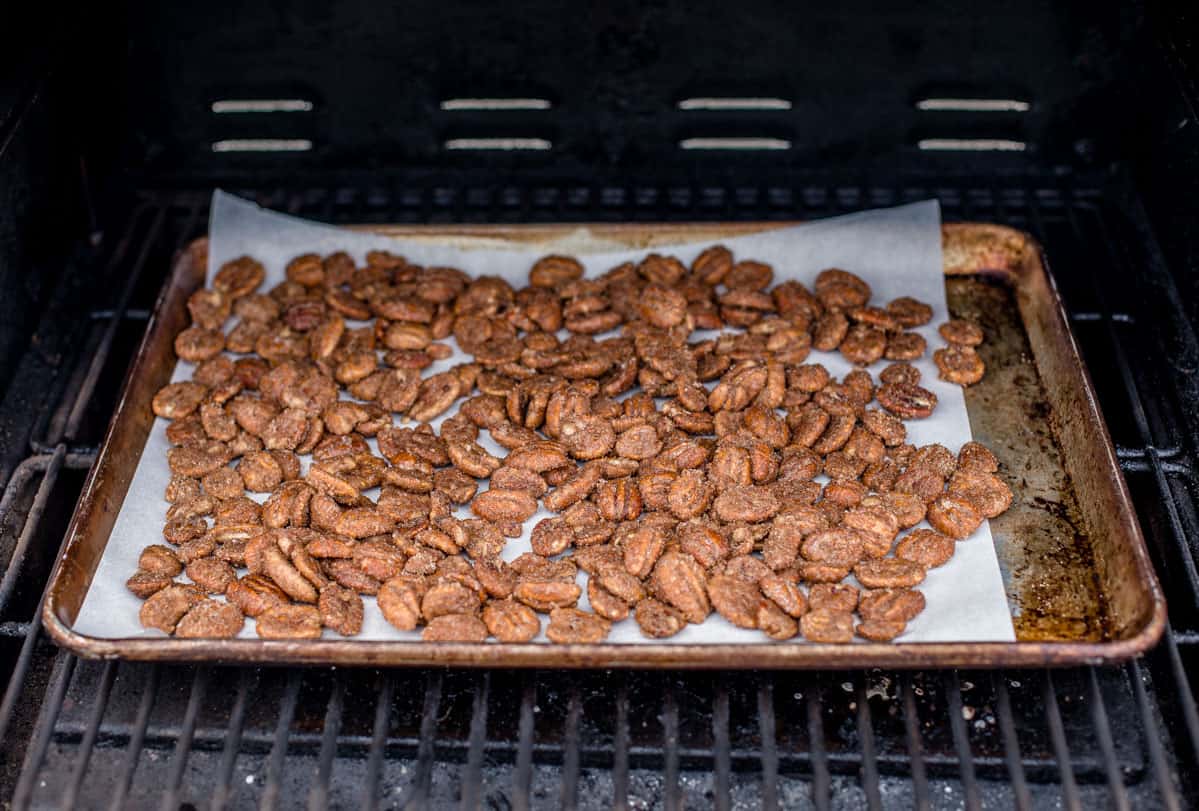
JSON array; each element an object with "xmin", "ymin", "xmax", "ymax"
[{"xmin": 40, "ymin": 222, "xmax": 1166, "ymax": 669}]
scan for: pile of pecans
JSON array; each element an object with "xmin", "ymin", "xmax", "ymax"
[{"xmin": 133, "ymin": 245, "xmax": 1012, "ymax": 644}]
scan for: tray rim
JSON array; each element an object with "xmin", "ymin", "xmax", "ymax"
[{"xmin": 41, "ymin": 220, "xmax": 1167, "ymax": 669}]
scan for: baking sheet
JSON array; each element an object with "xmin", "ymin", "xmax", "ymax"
[{"xmin": 72, "ymin": 191, "xmax": 1016, "ymax": 644}]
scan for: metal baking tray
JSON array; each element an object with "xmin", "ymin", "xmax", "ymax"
[{"xmin": 41, "ymin": 222, "xmax": 1166, "ymax": 668}]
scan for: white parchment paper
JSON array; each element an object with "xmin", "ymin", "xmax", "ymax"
[{"xmin": 72, "ymin": 191, "xmax": 1016, "ymax": 644}]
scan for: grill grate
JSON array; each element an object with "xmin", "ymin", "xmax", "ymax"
[{"xmin": 1, "ymin": 176, "xmax": 1197, "ymax": 809}]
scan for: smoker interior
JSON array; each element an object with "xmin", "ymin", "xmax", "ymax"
[{"xmin": 3, "ymin": 2, "xmax": 1199, "ymax": 808}]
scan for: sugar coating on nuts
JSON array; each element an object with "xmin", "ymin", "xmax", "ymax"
[{"xmin": 135, "ymin": 247, "xmax": 1013, "ymax": 645}]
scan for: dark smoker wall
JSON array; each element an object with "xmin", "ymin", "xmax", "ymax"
[{"xmin": 114, "ymin": 0, "xmax": 1135, "ymax": 177}]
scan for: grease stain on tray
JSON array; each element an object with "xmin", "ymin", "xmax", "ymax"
[{"xmin": 950, "ymin": 277, "xmax": 1108, "ymax": 642}]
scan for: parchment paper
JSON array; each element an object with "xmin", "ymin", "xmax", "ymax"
[{"xmin": 72, "ymin": 191, "xmax": 1016, "ymax": 644}]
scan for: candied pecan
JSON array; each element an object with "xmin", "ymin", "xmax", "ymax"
[
  {"xmin": 421, "ymin": 581, "xmax": 480, "ymax": 620},
  {"xmin": 861, "ymin": 409, "xmax": 906, "ymax": 447},
  {"xmin": 707, "ymin": 575, "xmax": 762, "ymax": 629},
  {"xmin": 545, "ymin": 607, "xmax": 610, "ymax": 644},
  {"xmin": 514, "ymin": 580, "xmax": 582, "ymax": 612},
  {"xmin": 260, "ymin": 544, "xmax": 318, "ymax": 602},
  {"xmin": 323, "ymin": 563, "xmax": 377, "ymax": 599},
  {"xmin": 528, "ymin": 517, "xmax": 572, "ymax": 557},
  {"xmin": 811, "ymin": 414, "xmax": 855, "ymax": 455},
  {"xmin": 408, "ymin": 372, "xmax": 462, "ymax": 422},
  {"xmin": 472, "ymin": 488, "xmax": 538, "ymax": 523},
  {"xmin": 858, "ymin": 588, "xmax": 926, "ymax": 622},
  {"xmin": 895, "ymin": 529, "xmax": 955, "ymax": 568},
  {"xmin": 126, "ymin": 571, "xmax": 173, "ymax": 599},
  {"xmin": 939, "ymin": 319, "xmax": 983, "ymax": 346},
  {"xmin": 650, "ymin": 552, "xmax": 710, "ymax": 623},
  {"xmin": 724, "ymin": 259, "xmax": 772, "ymax": 290},
  {"xmin": 946, "ymin": 468, "xmax": 1013, "ymax": 519},
  {"xmin": 140, "ymin": 545, "xmax": 183, "ymax": 577},
  {"xmin": 163, "ymin": 515, "xmax": 207, "ymax": 545},
  {"xmin": 175, "ymin": 325, "xmax": 225, "ymax": 362},
  {"xmin": 796, "ymin": 561, "xmax": 850, "ymax": 583},
  {"xmin": 153, "ymin": 382, "xmax": 208, "ymax": 420},
  {"xmin": 139, "ymin": 584, "xmax": 205, "ymax": 633},
  {"xmin": 712, "ymin": 485, "xmax": 779, "ymax": 523},
  {"xmin": 876, "ymin": 382, "xmax": 937, "ymax": 419},
  {"xmin": 926, "ymin": 494, "xmax": 983, "ymax": 539},
  {"xmin": 719, "ymin": 551, "xmax": 776, "ymax": 583},
  {"xmin": 595, "ymin": 566, "xmax": 646, "ymax": 604},
  {"xmin": 800, "ymin": 529, "xmax": 864, "ymax": 567},
  {"xmin": 839, "ymin": 324, "xmax": 887, "ymax": 365},
  {"xmin": 934, "ymin": 345, "xmax": 985, "ymax": 385},
  {"xmin": 594, "ymin": 478, "xmax": 641, "ymax": 522},
  {"xmin": 856, "ymin": 619, "xmax": 906, "ymax": 641},
  {"xmin": 483, "ymin": 599, "xmax": 541, "ymax": 641},
  {"xmin": 884, "ymin": 331, "xmax": 927, "ymax": 361},
  {"xmin": 799, "ymin": 609, "xmax": 854, "ymax": 643},
  {"xmin": 841, "ymin": 506, "xmax": 899, "ymax": 558},
  {"xmin": 807, "ymin": 583, "xmax": 859, "ymax": 613},
  {"xmin": 185, "ymin": 557, "xmax": 236, "ymax": 594},
  {"xmin": 168, "ymin": 442, "xmax": 234, "ymax": 478},
  {"xmin": 529, "ymin": 255, "xmax": 584, "ymax": 288},
  {"xmin": 678, "ymin": 522, "xmax": 729, "ymax": 569},
  {"xmin": 691, "ymin": 245, "xmax": 733, "ymax": 284},
  {"xmin": 498, "ymin": 437, "xmax": 563, "ymax": 472},
  {"xmin": 664, "ymin": 469, "xmax": 711, "ymax": 520},
  {"xmin": 709, "ymin": 363, "xmax": 767, "ymax": 412},
  {"xmin": 587, "ymin": 579, "xmax": 631, "ymax": 622},
  {"xmin": 225, "ymin": 574, "xmax": 289, "ymax": 617},
  {"xmin": 638, "ymin": 470, "xmax": 677, "ymax": 511},
  {"xmin": 165, "ymin": 475, "xmax": 202, "ymax": 504},
  {"xmin": 853, "ymin": 558, "xmax": 926, "ymax": 589},
  {"xmin": 257, "ymin": 604, "xmax": 324, "ymax": 639},
  {"xmin": 376, "ymin": 576, "xmax": 426, "ymax": 630},
  {"xmin": 214, "ymin": 256, "xmax": 266, "ymax": 298},
  {"xmin": 756, "ymin": 601, "xmax": 798, "ymax": 639},
  {"xmin": 958, "ymin": 441, "xmax": 999, "ymax": 472},
  {"xmin": 558, "ymin": 417, "xmax": 616, "ymax": 460},
  {"xmin": 760, "ymin": 574, "xmax": 808, "ymax": 618},
  {"xmin": 639, "ymin": 284, "xmax": 689, "ymax": 328},
  {"xmin": 629, "ymin": 599, "xmax": 686, "ymax": 641},
  {"xmin": 175, "ymin": 600, "xmax": 244, "ymax": 638},
  {"xmin": 811, "ymin": 311, "xmax": 849, "ymax": 351},
  {"xmin": 886, "ymin": 296, "xmax": 933, "ymax": 327},
  {"xmin": 202, "ymin": 466, "xmax": 243, "ymax": 500},
  {"xmin": 763, "ymin": 516, "xmax": 803, "ymax": 571}
]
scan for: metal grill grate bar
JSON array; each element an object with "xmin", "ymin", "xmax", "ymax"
[
  {"xmin": 900, "ymin": 675, "xmax": 931, "ymax": 810},
  {"xmin": 308, "ymin": 674, "xmax": 345, "ymax": 811},
  {"xmin": 58, "ymin": 659, "xmax": 117, "ymax": 811},
  {"xmin": 211, "ymin": 668, "xmax": 253, "ymax": 811},
  {"xmin": 1087, "ymin": 668, "xmax": 1132, "ymax": 811},
  {"xmin": 108, "ymin": 665, "xmax": 159, "ymax": 811},
  {"xmin": 712, "ymin": 686, "xmax": 731, "ymax": 811},
  {"xmin": 1, "ymin": 179, "xmax": 1197, "ymax": 809},
  {"xmin": 806, "ymin": 685, "xmax": 831, "ymax": 810},
  {"xmin": 1129, "ymin": 660, "xmax": 1183, "ymax": 811},
  {"xmin": 260, "ymin": 670, "xmax": 302, "ymax": 811},
  {"xmin": 756, "ymin": 681, "xmax": 779, "ymax": 811},
  {"xmin": 943, "ymin": 672, "xmax": 981, "ymax": 811},
  {"xmin": 362, "ymin": 674, "xmax": 394, "ymax": 811},
  {"xmin": 159, "ymin": 667, "xmax": 209, "ymax": 811},
  {"xmin": 1041, "ymin": 672, "xmax": 1082, "ymax": 811},
  {"xmin": 993, "ymin": 675, "xmax": 1032, "ymax": 811},
  {"xmin": 460, "ymin": 672, "xmax": 489, "ymax": 811},
  {"xmin": 855, "ymin": 681, "xmax": 882, "ymax": 810},
  {"xmin": 512, "ymin": 680, "xmax": 536, "ymax": 811}
]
